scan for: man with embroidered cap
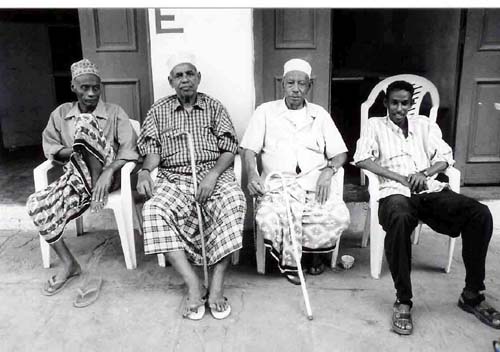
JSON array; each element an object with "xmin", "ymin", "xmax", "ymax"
[
  {"xmin": 137, "ymin": 51, "xmax": 245, "ymax": 320},
  {"xmin": 240, "ymin": 58, "xmax": 350, "ymax": 284},
  {"xmin": 27, "ymin": 58, "xmax": 139, "ymax": 301}
]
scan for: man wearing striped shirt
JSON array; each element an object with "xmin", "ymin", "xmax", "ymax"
[{"xmin": 354, "ymin": 80, "xmax": 499, "ymax": 335}]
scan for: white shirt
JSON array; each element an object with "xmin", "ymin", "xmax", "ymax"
[
  {"xmin": 353, "ymin": 115, "xmax": 455, "ymax": 199},
  {"xmin": 240, "ymin": 99, "xmax": 347, "ymax": 191}
]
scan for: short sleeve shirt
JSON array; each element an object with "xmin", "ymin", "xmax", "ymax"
[
  {"xmin": 240, "ymin": 99, "xmax": 347, "ymax": 191},
  {"xmin": 42, "ymin": 100, "xmax": 139, "ymax": 162}
]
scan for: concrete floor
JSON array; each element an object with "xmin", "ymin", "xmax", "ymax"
[{"xmin": 1, "ymin": 149, "xmax": 500, "ymax": 351}]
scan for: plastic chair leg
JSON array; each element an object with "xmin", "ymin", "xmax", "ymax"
[
  {"xmin": 412, "ymin": 223, "xmax": 423, "ymax": 245},
  {"xmin": 255, "ymin": 228, "xmax": 266, "ymax": 274},
  {"xmin": 158, "ymin": 254, "xmax": 166, "ymax": 267},
  {"xmin": 111, "ymin": 206, "xmax": 136, "ymax": 270},
  {"xmin": 231, "ymin": 250, "xmax": 240, "ymax": 265},
  {"xmin": 40, "ymin": 235, "xmax": 51, "ymax": 268},
  {"xmin": 75, "ymin": 217, "xmax": 84, "ymax": 236},
  {"xmin": 133, "ymin": 203, "xmax": 143, "ymax": 236},
  {"xmin": 370, "ymin": 215, "xmax": 384, "ymax": 280},
  {"xmin": 361, "ymin": 209, "xmax": 370, "ymax": 248},
  {"xmin": 445, "ymin": 237, "xmax": 456, "ymax": 273},
  {"xmin": 331, "ymin": 235, "xmax": 341, "ymax": 269}
]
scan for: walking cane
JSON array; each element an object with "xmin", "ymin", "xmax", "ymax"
[
  {"xmin": 265, "ymin": 172, "xmax": 314, "ymax": 320},
  {"xmin": 170, "ymin": 131, "xmax": 210, "ymax": 289}
]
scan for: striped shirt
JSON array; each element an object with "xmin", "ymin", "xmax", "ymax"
[
  {"xmin": 353, "ymin": 115, "xmax": 455, "ymax": 199},
  {"xmin": 138, "ymin": 93, "xmax": 238, "ymax": 177}
]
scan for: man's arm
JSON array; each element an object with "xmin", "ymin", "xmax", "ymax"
[
  {"xmin": 196, "ymin": 151, "xmax": 235, "ymax": 203},
  {"xmin": 136, "ymin": 153, "xmax": 161, "ymax": 199},
  {"xmin": 241, "ymin": 148, "xmax": 265, "ymax": 197},
  {"xmin": 316, "ymin": 152, "xmax": 347, "ymax": 204},
  {"xmin": 356, "ymin": 158, "xmax": 410, "ymax": 188}
]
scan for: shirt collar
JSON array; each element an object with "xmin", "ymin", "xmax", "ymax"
[
  {"xmin": 278, "ymin": 98, "xmax": 317, "ymax": 120},
  {"xmin": 64, "ymin": 99, "xmax": 108, "ymax": 120},
  {"xmin": 173, "ymin": 93, "xmax": 207, "ymax": 111},
  {"xmin": 384, "ymin": 115, "xmax": 415, "ymax": 136}
]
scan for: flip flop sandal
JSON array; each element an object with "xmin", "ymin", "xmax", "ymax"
[
  {"xmin": 493, "ymin": 339, "xmax": 500, "ymax": 352},
  {"xmin": 182, "ymin": 296, "xmax": 207, "ymax": 321},
  {"xmin": 392, "ymin": 303, "xmax": 413, "ymax": 335},
  {"xmin": 458, "ymin": 297, "xmax": 500, "ymax": 329},
  {"xmin": 208, "ymin": 297, "xmax": 231, "ymax": 320},
  {"xmin": 284, "ymin": 273, "xmax": 302, "ymax": 285},
  {"xmin": 73, "ymin": 277, "xmax": 103, "ymax": 308},
  {"xmin": 42, "ymin": 272, "xmax": 81, "ymax": 296}
]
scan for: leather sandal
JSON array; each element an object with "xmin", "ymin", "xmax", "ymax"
[
  {"xmin": 392, "ymin": 302, "xmax": 413, "ymax": 335},
  {"xmin": 458, "ymin": 295, "xmax": 500, "ymax": 329}
]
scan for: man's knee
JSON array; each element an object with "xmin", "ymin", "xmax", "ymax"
[
  {"xmin": 379, "ymin": 195, "xmax": 418, "ymax": 230},
  {"xmin": 469, "ymin": 201, "xmax": 493, "ymax": 227}
]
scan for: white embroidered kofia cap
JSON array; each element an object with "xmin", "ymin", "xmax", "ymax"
[
  {"xmin": 283, "ymin": 58, "xmax": 312, "ymax": 77},
  {"xmin": 71, "ymin": 58, "xmax": 100, "ymax": 79},
  {"xmin": 167, "ymin": 51, "xmax": 197, "ymax": 73}
]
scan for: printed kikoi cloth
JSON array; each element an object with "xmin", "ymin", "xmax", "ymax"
[
  {"xmin": 255, "ymin": 175, "xmax": 350, "ymax": 274},
  {"xmin": 27, "ymin": 113, "xmax": 114, "ymax": 243}
]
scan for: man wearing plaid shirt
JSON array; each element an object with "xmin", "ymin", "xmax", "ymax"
[
  {"xmin": 354, "ymin": 80, "xmax": 499, "ymax": 335},
  {"xmin": 136, "ymin": 52, "xmax": 245, "ymax": 320}
]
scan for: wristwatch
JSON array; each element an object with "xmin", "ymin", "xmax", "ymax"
[
  {"xmin": 139, "ymin": 168, "xmax": 151, "ymax": 174},
  {"xmin": 422, "ymin": 170, "xmax": 430, "ymax": 177},
  {"xmin": 326, "ymin": 161, "xmax": 338, "ymax": 174}
]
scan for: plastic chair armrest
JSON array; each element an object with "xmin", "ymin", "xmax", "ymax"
[
  {"xmin": 364, "ymin": 169, "xmax": 380, "ymax": 200},
  {"xmin": 33, "ymin": 160, "xmax": 58, "ymax": 191},
  {"xmin": 118, "ymin": 161, "xmax": 137, "ymax": 199},
  {"xmin": 444, "ymin": 166, "xmax": 460, "ymax": 193}
]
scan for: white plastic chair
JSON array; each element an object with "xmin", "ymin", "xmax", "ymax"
[
  {"xmin": 153, "ymin": 155, "xmax": 243, "ymax": 267},
  {"xmin": 359, "ymin": 74, "xmax": 459, "ymax": 279},
  {"xmin": 34, "ymin": 119, "xmax": 141, "ymax": 270},
  {"xmin": 254, "ymin": 167, "xmax": 346, "ymax": 274}
]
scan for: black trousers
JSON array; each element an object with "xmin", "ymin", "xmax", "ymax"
[{"xmin": 378, "ymin": 189, "xmax": 493, "ymax": 306}]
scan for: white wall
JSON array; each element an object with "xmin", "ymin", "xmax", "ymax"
[{"xmin": 148, "ymin": 9, "xmax": 254, "ymax": 139}]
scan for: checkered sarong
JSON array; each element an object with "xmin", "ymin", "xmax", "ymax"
[
  {"xmin": 255, "ymin": 176, "xmax": 350, "ymax": 274},
  {"xmin": 142, "ymin": 168, "xmax": 245, "ymax": 265},
  {"xmin": 27, "ymin": 113, "xmax": 115, "ymax": 243}
]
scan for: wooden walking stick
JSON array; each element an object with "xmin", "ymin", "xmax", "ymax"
[{"xmin": 173, "ymin": 131, "xmax": 210, "ymax": 289}]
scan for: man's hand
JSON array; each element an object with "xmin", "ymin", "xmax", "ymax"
[
  {"xmin": 90, "ymin": 168, "xmax": 114, "ymax": 212},
  {"xmin": 196, "ymin": 171, "xmax": 218, "ymax": 204},
  {"xmin": 137, "ymin": 169, "xmax": 155, "ymax": 199},
  {"xmin": 315, "ymin": 168, "xmax": 334, "ymax": 204},
  {"xmin": 247, "ymin": 173, "xmax": 265, "ymax": 197},
  {"xmin": 407, "ymin": 172, "xmax": 428, "ymax": 193}
]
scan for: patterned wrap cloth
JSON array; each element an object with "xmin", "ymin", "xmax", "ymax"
[
  {"xmin": 256, "ymin": 175, "xmax": 350, "ymax": 274},
  {"xmin": 27, "ymin": 113, "xmax": 115, "ymax": 244},
  {"xmin": 138, "ymin": 93, "xmax": 246, "ymax": 265}
]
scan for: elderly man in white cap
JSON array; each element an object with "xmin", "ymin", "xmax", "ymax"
[
  {"xmin": 137, "ymin": 52, "xmax": 245, "ymax": 320},
  {"xmin": 27, "ymin": 58, "xmax": 139, "ymax": 302},
  {"xmin": 240, "ymin": 58, "xmax": 350, "ymax": 284}
]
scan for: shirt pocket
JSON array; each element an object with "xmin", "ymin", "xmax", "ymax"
[
  {"xmin": 301, "ymin": 134, "xmax": 324, "ymax": 154},
  {"xmin": 200, "ymin": 125, "xmax": 219, "ymax": 152},
  {"xmin": 159, "ymin": 127, "xmax": 182, "ymax": 158}
]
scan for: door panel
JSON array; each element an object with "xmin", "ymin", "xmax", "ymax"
[
  {"xmin": 78, "ymin": 9, "xmax": 152, "ymax": 122},
  {"xmin": 455, "ymin": 9, "xmax": 500, "ymax": 184},
  {"xmin": 255, "ymin": 9, "xmax": 331, "ymax": 109}
]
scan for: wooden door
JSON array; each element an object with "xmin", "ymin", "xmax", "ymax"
[
  {"xmin": 254, "ymin": 9, "xmax": 332, "ymax": 109},
  {"xmin": 78, "ymin": 9, "xmax": 152, "ymax": 122},
  {"xmin": 455, "ymin": 9, "xmax": 500, "ymax": 184}
]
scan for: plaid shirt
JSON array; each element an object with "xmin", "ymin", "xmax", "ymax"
[
  {"xmin": 138, "ymin": 93, "xmax": 238, "ymax": 176},
  {"xmin": 353, "ymin": 115, "xmax": 455, "ymax": 199}
]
